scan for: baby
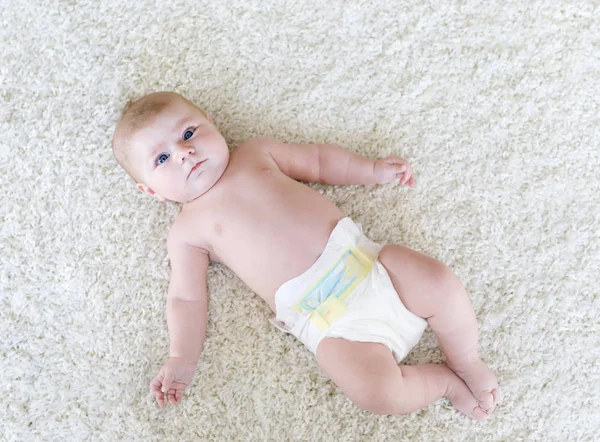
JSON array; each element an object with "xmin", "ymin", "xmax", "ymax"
[{"xmin": 112, "ymin": 92, "xmax": 500, "ymax": 419}]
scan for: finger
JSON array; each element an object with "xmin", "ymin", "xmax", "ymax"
[
  {"xmin": 395, "ymin": 170, "xmax": 410, "ymax": 185},
  {"xmin": 408, "ymin": 176, "xmax": 416, "ymax": 187},
  {"xmin": 151, "ymin": 384, "xmax": 165, "ymax": 408},
  {"xmin": 385, "ymin": 156, "xmax": 405, "ymax": 165},
  {"xmin": 154, "ymin": 390, "xmax": 165, "ymax": 407},
  {"xmin": 175, "ymin": 388, "xmax": 184, "ymax": 403},
  {"xmin": 161, "ymin": 370, "xmax": 175, "ymax": 393},
  {"xmin": 150, "ymin": 373, "xmax": 164, "ymax": 394},
  {"xmin": 401, "ymin": 169, "xmax": 412, "ymax": 185},
  {"xmin": 167, "ymin": 388, "xmax": 177, "ymax": 405},
  {"xmin": 393, "ymin": 163, "xmax": 407, "ymax": 173}
]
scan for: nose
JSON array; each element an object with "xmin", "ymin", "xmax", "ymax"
[{"xmin": 175, "ymin": 144, "xmax": 195, "ymax": 164}]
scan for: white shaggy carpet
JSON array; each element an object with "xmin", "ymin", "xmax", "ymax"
[{"xmin": 2, "ymin": 0, "xmax": 599, "ymax": 440}]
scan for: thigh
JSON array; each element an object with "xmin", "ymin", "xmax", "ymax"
[
  {"xmin": 315, "ymin": 337, "xmax": 400, "ymax": 406},
  {"xmin": 378, "ymin": 244, "xmax": 453, "ymax": 319}
]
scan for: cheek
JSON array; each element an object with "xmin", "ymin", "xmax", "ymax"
[{"xmin": 154, "ymin": 165, "xmax": 175, "ymax": 183}]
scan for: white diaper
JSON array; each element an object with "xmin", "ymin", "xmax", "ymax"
[{"xmin": 271, "ymin": 217, "xmax": 427, "ymax": 363}]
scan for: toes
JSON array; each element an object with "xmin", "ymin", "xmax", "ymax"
[
  {"xmin": 491, "ymin": 387, "xmax": 502, "ymax": 404},
  {"xmin": 478, "ymin": 391, "xmax": 495, "ymax": 411},
  {"xmin": 478, "ymin": 386, "xmax": 502, "ymax": 412},
  {"xmin": 471, "ymin": 406, "xmax": 489, "ymax": 421}
]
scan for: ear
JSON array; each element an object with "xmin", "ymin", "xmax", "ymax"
[{"xmin": 136, "ymin": 183, "xmax": 166, "ymax": 202}]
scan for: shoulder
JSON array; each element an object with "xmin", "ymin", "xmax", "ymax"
[
  {"xmin": 236, "ymin": 137, "xmax": 320, "ymax": 182},
  {"xmin": 229, "ymin": 138, "xmax": 285, "ymax": 170},
  {"xmin": 167, "ymin": 214, "xmax": 210, "ymax": 258},
  {"xmin": 235, "ymin": 137, "xmax": 282, "ymax": 155},
  {"xmin": 166, "ymin": 219, "xmax": 190, "ymax": 256}
]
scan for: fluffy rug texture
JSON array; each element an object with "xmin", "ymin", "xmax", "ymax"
[{"xmin": 2, "ymin": 0, "xmax": 599, "ymax": 440}]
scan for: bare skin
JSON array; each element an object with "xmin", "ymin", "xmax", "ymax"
[{"xmin": 114, "ymin": 92, "xmax": 500, "ymax": 418}]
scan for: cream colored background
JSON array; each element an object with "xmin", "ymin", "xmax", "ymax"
[{"xmin": 1, "ymin": 0, "xmax": 599, "ymax": 440}]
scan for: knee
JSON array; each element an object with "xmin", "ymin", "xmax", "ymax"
[{"xmin": 430, "ymin": 261, "xmax": 465, "ymax": 298}]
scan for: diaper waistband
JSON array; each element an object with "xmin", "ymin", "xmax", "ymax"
[{"xmin": 275, "ymin": 218, "xmax": 382, "ymax": 296}]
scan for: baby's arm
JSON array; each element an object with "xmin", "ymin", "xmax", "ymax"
[
  {"xmin": 150, "ymin": 231, "xmax": 209, "ymax": 407},
  {"xmin": 251, "ymin": 137, "xmax": 414, "ymax": 187}
]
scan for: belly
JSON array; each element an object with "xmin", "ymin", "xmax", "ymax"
[{"xmin": 209, "ymin": 181, "xmax": 344, "ymax": 310}]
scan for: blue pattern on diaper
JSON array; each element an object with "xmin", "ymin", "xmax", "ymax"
[{"xmin": 297, "ymin": 249, "xmax": 362, "ymax": 312}]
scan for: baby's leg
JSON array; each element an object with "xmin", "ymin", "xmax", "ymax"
[
  {"xmin": 379, "ymin": 245, "xmax": 500, "ymax": 412},
  {"xmin": 316, "ymin": 338, "xmax": 489, "ymax": 420}
]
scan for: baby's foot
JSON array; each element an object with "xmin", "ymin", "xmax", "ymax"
[
  {"xmin": 444, "ymin": 368, "xmax": 490, "ymax": 420},
  {"xmin": 448, "ymin": 358, "xmax": 501, "ymax": 413}
]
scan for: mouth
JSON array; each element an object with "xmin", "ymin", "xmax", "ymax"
[{"xmin": 187, "ymin": 160, "xmax": 206, "ymax": 179}]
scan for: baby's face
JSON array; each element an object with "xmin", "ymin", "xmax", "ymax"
[{"xmin": 129, "ymin": 98, "xmax": 229, "ymax": 203}]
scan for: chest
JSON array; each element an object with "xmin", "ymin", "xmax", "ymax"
[{"xmin": 179, "ymin": 160, "xmax": 289, "ymax": 243}]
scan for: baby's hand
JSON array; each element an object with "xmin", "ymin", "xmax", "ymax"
[
  {"xmin": 374, "ymin": 156, "xmax": 415, "ymax": 187},
  {"xmin": 150, "ymin": 357, "xmax": 196, "ymax": 407}
]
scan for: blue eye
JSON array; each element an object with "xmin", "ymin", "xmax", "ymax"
[
  {"xmin": 183, "ymin": 129, "xmax": 194, "ymax": 140},
  {"xmin": 156, "ymin": 153, "xmax": 170, "ymax": 165}
]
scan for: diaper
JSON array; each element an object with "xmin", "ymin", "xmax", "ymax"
[{"xmin": 271, "ymin": 217, "xmax": 427, "ymax": 364}]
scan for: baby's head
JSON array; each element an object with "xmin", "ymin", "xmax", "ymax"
[{"xmin": 112, "ymin": 92, "xmax": 229, "ymax": 203}]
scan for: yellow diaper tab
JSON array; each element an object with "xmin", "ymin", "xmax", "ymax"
[{"xmin": 293, "ymin": 246, "xmax": 376, "ymax": 331}]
